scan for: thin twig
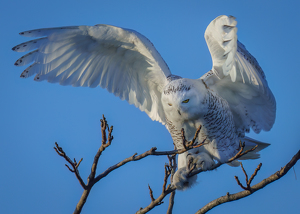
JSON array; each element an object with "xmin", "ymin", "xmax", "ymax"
[
  {"xmin": 54, "ymin": 142, "xmax": 86, "ymax": 189},
  {"xmin": 187, "ymin": 125, "xmax": 202, "ymax": 147},
  {"xmin": 148, "ymin": 185, "xmax": 155, "ymax": 202},
  {"xmin": 248, "ymin": 163, "xmax": 262, "ymax": 185},
  {"xmin": 234, "ymin": 176, "xmax": 248, "ymax": 191},
  {"xmin": 181, "ymin": 128, "xmax": 188, "ymax": 150},
  {"xmin": 241, "ymin": 163, "xmax": 249, "ymax": 184},
  {"xmin": 89, "ymin": 115, "xmax": 114, "ymax": 184},
  {"xmin": 163, "ymin": 164, "xmax": 171, "ymax": 193},
  {"xmin": 181, "ymin": 126, "xmax": 203, "ymax": 149},
  {"xmin": 228, "ymin": 141, "xmax": 258, "ymax": 162}
]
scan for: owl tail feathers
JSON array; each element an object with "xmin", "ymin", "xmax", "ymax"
[
  {"xmin": 237, "ymin": 136, "xmax": 270, "ymax": 160},
  {"xmin": 227, "ymin": 137, "xmax": 269, "ymax": 167}
]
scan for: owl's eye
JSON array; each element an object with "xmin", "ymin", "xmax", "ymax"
[
  {"xmin": 168, "ymin": 103, "xmax": 172, "ymax": 106},
  {"xmin": 182, "ymin": 99, "xmax": 190, "ymax": 103}
]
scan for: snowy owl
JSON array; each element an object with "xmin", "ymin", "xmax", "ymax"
[{"xmin": 12, "ymin": 15, "xmax": 276, "ymax": 190}]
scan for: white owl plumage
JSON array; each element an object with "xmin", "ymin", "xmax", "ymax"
[{"xmin": 13, "ymin": 15, "xmax": 276, "ymax": 190}]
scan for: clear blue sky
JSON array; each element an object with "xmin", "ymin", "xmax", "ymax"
[{"xmin": 1, "ymin": 1, "xmax": 299, "ymax": 213}]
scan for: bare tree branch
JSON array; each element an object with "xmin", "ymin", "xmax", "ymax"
[
  {"xmin": 148, "ymin": 185, "xmax": 156, "ymax": 202},
  {"xmin": 55, "ymin": 125, "xmax": 205, "ymax": 213},
  {"xmin": 196, "ymin": 150, "xmax": 300, "ymax": 214},
  {"xmin": 54, "ymin": 116, "xmax": 300, "ymax": 214},
  {"xmin": 55, "ymin": 117, "xmax": 203, "ymax": 214}
]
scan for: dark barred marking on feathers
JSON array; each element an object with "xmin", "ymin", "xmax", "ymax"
[
  {"xmin": 166, "ymin": 74, "xmax": 182, "ymax": 82},
  {"xmin": 202, "ymin": 90, "xmax": 237, "ymax": 152},
  {"xmin": 165, "ymin": 117, "xmax": 183, "ymax": 150},
  {"xmin": 164, "ymin": 83, "xmax": 191, "ymax": 95}
]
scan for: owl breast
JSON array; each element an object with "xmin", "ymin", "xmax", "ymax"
[{"xmin": 165, "ymin": 89, "xmax": 240, "ymax": 162}]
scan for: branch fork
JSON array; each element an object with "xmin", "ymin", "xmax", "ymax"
[
  {"xmin": 234, "ymin": 163, "xmax": 262, "ymax": 192},
  {"xmin": 54, "ymin": 142, "xmax": 86, "ymax": 189}
]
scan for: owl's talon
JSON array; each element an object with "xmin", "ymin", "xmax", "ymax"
[
  {"xmin": 172, "ymin": 152, "xmax": 216, "ymax": 190},
  {"xmin": 172, "ymin": 167, "xmax": 197, "ymax": 190},
  {"xmin": 187, "ymin": 152, "xmax": 215, "ymax": 171}
]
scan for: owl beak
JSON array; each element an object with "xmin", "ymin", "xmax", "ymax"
[{"xmin": 177, "ymin": 109, "xmax": 181, "ymax": 115}]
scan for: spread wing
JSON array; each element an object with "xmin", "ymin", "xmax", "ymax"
[
  {"xmin": 13, "ymin": 24, "xmax": 172, "ymax": 124},
  {"xmin": 201, "ymin": 15, "xmax": 276, "ymax": 135}
]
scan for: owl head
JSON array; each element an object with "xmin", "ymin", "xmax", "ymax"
[{"xmin": 161, "ymin": 78, "xmax": 208, "ymax": 121}]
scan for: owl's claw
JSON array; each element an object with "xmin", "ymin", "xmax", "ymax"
[
  {"xmin": 172, "ymin": 167, "xmax": 197, "ymax": 190},
  {"xmin": 187, "ymin": 152, "xmax": 215, "ymax": 171},
  {"xmin": 172, "ymin": 152, "xmax": 215, "ymax": 190}
]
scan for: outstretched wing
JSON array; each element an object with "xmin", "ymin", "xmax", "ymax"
[
  {"xmin": 13, "ymin": 24, "xmax": 171, "ymax": 124},
  {"xmin": 201, "ymin": 15, "xmax": 276, "ymax": 135}
]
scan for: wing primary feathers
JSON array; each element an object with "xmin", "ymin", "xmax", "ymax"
[
  {"xmin": 19, "ymin": 26, "xmax": 79, "ymax": 37},
  {"xmin": 14, "ymin": 50, "xmax": 38, "ymax": 66},
  {"xmin": 12, "ymin": 38, "xmax": 47, "ymax": 52},
  {"xmin": 13, "ymin": 24, "xmax": 171, "ymax": 124}
]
